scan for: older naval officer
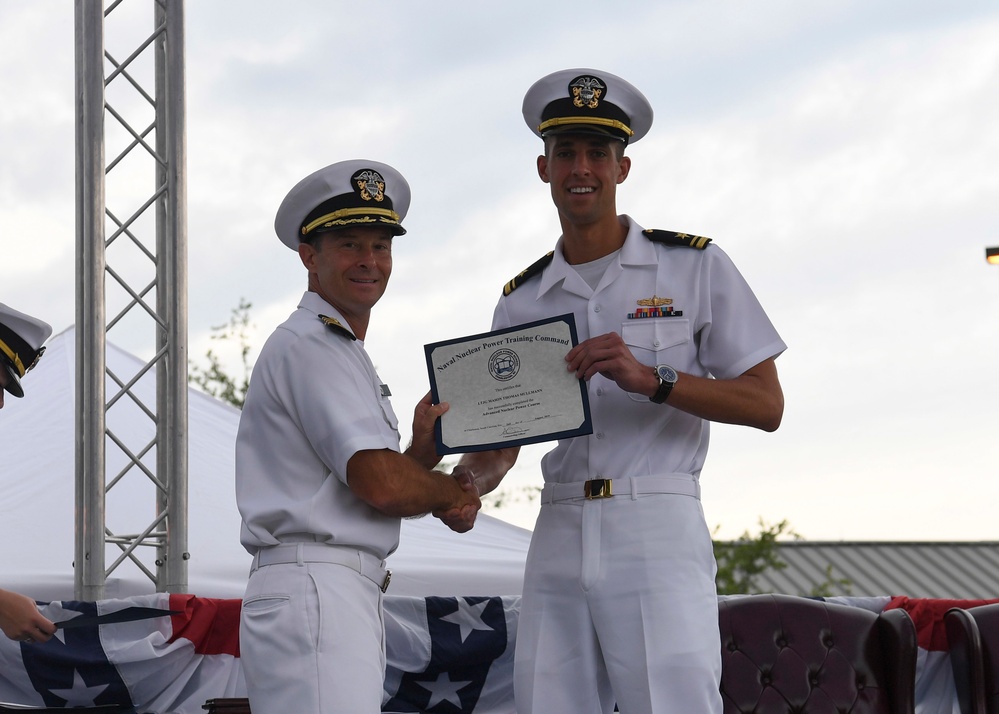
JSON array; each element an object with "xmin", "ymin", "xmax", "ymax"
[{"xmin": 235, "ymin": 160, "xmax": 481, "ymax": 714}]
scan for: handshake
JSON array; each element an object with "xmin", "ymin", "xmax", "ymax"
[{"xmin": 433, "ymin": 465, "xmax": 480, "ymax": 533}]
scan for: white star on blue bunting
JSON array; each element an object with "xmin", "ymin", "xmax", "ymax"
[
  {"xmin": 418, "ymin": 672, "xmax": 474, "ymax": 709},
  {"xmin": 48, "ymin": 669, "xmax": 110, "ymax": 707},
  {"xmin": 383, "ymin": 596, "xmax": 510, "ymax": 713},
  {"xmin": 18, "ymin": 600, "xmax": 136, "ymax": 710},
  {"xmin": 439, "ymin": 598, "xmax": 495, "ymax": 643}
]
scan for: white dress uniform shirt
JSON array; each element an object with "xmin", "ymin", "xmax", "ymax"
[
  {"xmin": 497, "ymin": 215, "xmax": 787, "ymax": 713},
  {"xmin": 236, "ymin": 290, "xmax": 402, "ymax": 560},
  {"xmin": 493, "ymin": 214, "xmax": 787, "ymax": 485}
]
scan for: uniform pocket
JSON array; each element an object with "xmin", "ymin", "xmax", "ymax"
[
  {"xmin": 378, "ymin": 393, "xmax": 400, "ymax": 434},
  {"xmin": 621, "ymin": 319, "xmax": 690, "ymax": 354},
  {"xmin": 242, "ymin": 594, "xmax": 291, "ymax": 614}
]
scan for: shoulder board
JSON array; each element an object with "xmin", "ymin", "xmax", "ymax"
[
  {"xmin": 643, "ymin": 229, "xmax": 712, "ymax": 250},
  {"xmin": 503, "ymin": 251, "xmax": 555, "ymax": 296},
  {"xmin": 318, "ymin": 314, "xmax": 356, "ymax": 341}
]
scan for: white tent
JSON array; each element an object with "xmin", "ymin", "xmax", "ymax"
[{"xmin": 1, "ymin": 327, "xmax": 531, "ymax": 601}]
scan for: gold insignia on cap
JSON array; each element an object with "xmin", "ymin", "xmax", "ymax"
[
  {"xmin": 354, "ymin": 170, "xmax": 386, "ymax": 202},
  {"xmin": 637, "ymin": 295, "xmax": 673, "ymax": 307},
  {"xmin": 570, "ymin": 76, "xmax": 605, "ymax": 109},
  {"xmin": 24, "ymin": 345, "xmax": 45, "ymax": 373}
]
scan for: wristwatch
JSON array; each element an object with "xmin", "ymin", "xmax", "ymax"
[{"xmin": 649, "ymin": 364, "xmax": 678, "ymax": 404}]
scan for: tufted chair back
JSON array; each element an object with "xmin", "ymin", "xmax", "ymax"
[
  {"xmin": 718, "ymin": 594, "xmax": 917, "ymax": 714},
  {"xmin": 945, "ymin": 602, "xmax": 999, "ymax": 714}
]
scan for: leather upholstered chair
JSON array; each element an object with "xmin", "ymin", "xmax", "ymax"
[
  {"xmin": 718, "ymin": 593, "xmax": 917, "ymax": 714},
  {"xmin": 945, "ymin": 602, "xmax": 999, "ymax": 714}
]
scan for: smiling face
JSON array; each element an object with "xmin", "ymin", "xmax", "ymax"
[
  {"xmin": 297, "ymin": 225, "xmax": 394, "ymax": 339},
  {"xmin": 537, "ymin": 134, "xmax": 631, "ymax": 229}
]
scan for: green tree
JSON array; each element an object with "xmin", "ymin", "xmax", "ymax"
[
  {"xmin": 189, "ymin": 298, "xmax": 254, "ymax": 409},
  {"xmin": 807, "ymin": 564, "xmax": 853, "ymax": 598},
  {"xmin": 713, "ymin": 518, "xmax": 853, "ymax": 596},
  {"xmin": 713, "ymin": 518, "xmax": 798, "ymax": 595}
]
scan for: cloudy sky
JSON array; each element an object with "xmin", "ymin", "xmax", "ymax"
[{"xmin": 2, "ymin": 1, "xmax": 998, "ymax": 540}]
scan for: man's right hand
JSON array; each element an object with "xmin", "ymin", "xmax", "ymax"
[
  {"xmin": 0, "ymin": 589, "xmax": 56, "ymax": 644},
  {"xmin": 434, "ymin": 466, "xmax": 480, "ymax": 533}
]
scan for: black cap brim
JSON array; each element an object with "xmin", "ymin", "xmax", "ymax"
[
  {"xmin": 2, "ymin": 360, "xmax": 24, "ymax": 398},
  {"xmin": 542, "ymin": 124, "xmax": 628, "ymax": 142}
]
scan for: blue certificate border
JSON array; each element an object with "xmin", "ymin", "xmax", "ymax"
[{"xmin": 424, "ymin": 313, "xmax": 593, "ymax": 455}]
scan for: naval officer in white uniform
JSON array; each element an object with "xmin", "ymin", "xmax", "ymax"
[
  {"xmin": 458, "ymin": 69, "xmax": 787, "ymax": 713},
  {"xmin": 236, "ymin": 160, "xmax": 480, "ymax": 714}
]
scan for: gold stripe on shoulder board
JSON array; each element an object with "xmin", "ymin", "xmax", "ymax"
[
  {"xmin": 643, "ymin": 229, "xmax": 712, "ymax": 250},
  {"xmin": 503, "ymin": 251, "xmax": 555, "ymax": 296},
  {"xmin": 318, "ymin": 314, "xmax": 356, "ymax": 341}
]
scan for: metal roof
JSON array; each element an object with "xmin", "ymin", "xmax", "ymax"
[{"xmin": 739, "ymin": 542, "xmax": 999, "ymax": 599}]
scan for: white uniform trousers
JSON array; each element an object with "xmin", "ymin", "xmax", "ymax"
[
  {"xmin": 240, "ymin": 558, "xmax": 386, "ymax": 714},
  {"xmin": 514, "ymin": 481, "xmax": 723, "ymax": 714}
]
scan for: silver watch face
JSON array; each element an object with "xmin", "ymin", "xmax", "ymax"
[{"xmin": 655, "ymin": 364, "xmax": 678, "ymax": 383}]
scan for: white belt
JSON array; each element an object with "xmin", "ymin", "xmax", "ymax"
[
  {"xmin": 250, "ymin": 542, "xmax": 391, "ymax": 593},
  {"xmin": 541, "ymin": 473, "xmax": 700, "ymax": 504}
]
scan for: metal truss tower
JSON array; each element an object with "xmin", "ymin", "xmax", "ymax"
[{"xmin": 74, "ymin": 0, "xmax": 188, "ymax": 599}]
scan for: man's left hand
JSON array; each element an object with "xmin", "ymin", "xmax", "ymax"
[
  {"xmin": 565, "ymin": 332, "xmax": 657, "ymax": 396},
  {"xmin": 406, "ymin": 392, "xmax": 448, "ymax": 470}
]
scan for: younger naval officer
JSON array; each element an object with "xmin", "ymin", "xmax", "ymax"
[{"xmin": 458, "ymin": 69, "xmax": 787, "ymax": 714}]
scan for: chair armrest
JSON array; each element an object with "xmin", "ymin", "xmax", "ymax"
[
  {"xmin": 877, "ymin": 607, "xmax": 917, "ymax": 713},
  {"xmin": 945, "ymin": 607, "xmax": 988, "ymax": 714}
]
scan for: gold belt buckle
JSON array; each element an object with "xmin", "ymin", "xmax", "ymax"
[{"xmin": 584, "ymin": 479, "xmax": 613, "ymax": 499}]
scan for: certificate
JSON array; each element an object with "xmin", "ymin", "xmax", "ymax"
[{"xmin": 424, "ymin": 314, "xmax": 592, "ymax": 454}]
